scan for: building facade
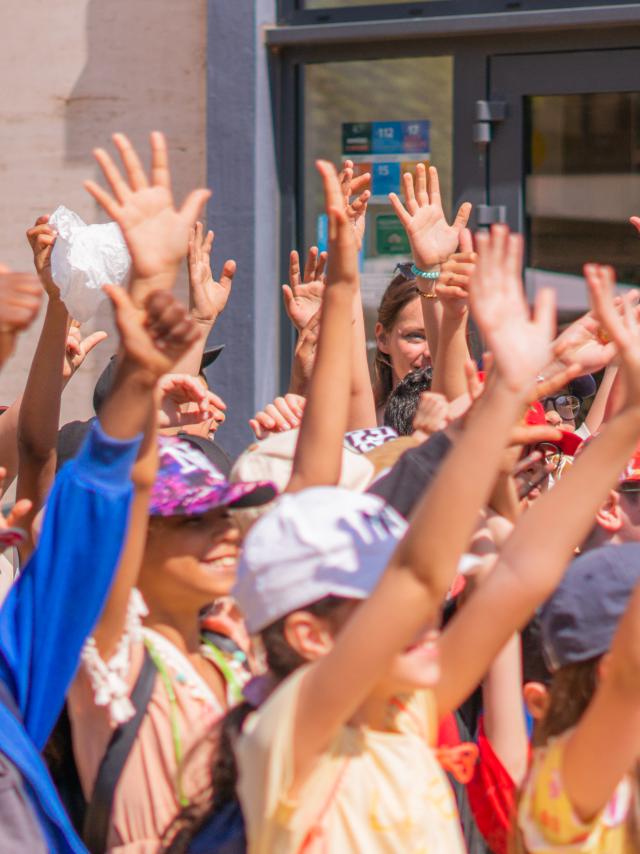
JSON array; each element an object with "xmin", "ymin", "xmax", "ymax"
[{"xmin": 3, "ymin": 1, "xmax": 640, "ymax": 455}]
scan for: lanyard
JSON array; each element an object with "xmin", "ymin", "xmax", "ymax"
[
  {"xmin": 142, "ymin": 637, "xmax": 190, "ymax": 808},
  {"xmin": 200, "ymin": 637, "xmax": 245, "ymax": 705}
]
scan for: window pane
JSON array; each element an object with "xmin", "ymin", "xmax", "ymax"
[
  {"xmin": 525, "ymin": 93, "xmax": 640, "ymax": 315},
  {"xmin": 306, "ymin": 0, "xmax": 435, "ymax": 6},
  {"xmin": 303, "ymin": 56, "xmax": 453, "ymax": 356}
]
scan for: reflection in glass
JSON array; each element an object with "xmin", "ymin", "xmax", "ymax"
[
  {"xmin": 526, "ymin": 93, "xmax": 640, "ymax": 314},
  {"xmin": 304, "ymin": 57, "xmax": 453, "ymax": 353}
]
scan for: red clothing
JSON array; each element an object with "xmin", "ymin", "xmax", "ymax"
[{"xmin": 438, "ymin": 714, "xmax": 520, "ymax": 854}]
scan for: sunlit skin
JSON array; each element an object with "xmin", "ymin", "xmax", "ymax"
[
  {"xmin": 139, "ymin": 508, "xmax": 241, "ymax": 612},
  {"xmin": 132, "ymin": 508, "xmax": 244, "ymax": 708},
  {"xmin": 375, "ymin": 296, "xmax": 431, "ymax": 389},
  {"xmin": 545, "ymin": 408, "xmax": 576, "ymax": 432},
  {"xmin": 287, "ymin": 602, "xmax": 441, "ymax": 729}
]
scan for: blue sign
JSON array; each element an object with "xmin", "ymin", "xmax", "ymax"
[{"xmin": 372, "ymin": 161, "xmax": 401, "ymax": 197}]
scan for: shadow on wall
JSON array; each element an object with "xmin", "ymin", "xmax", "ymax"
[
  {"xmin": 49, "ymin": 0, "xmax": 207, "ymax": 423},
  {"xmin": 64, "ymin": 0, "xmax": 207, "ymax": 222}
]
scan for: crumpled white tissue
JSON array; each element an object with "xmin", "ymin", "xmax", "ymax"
[{"xmin": 49, "ymin": 205, "xmax": 131, "ymax": 322}]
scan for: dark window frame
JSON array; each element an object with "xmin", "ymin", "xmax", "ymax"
[
  {"xmin": 273, "ymin": 10, "xmax": 640, "ymax": 385},
  {"xmin": 278, "ymin": 0, "xmax": 640, "ymax": 27}
]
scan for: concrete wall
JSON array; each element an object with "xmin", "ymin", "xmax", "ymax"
[
  {"xmin": 206, "ymin": 0, "xmax": 279, "ymax": 457},
  {"xmin": 0, "ymin": 0, "xmax": 207, "ymax": 423}
]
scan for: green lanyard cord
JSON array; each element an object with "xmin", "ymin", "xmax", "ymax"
[
  {"xmin": 201, "ymin": 637, "xmax": 245, "ymax": 705},
  {"xmin": 143, "ymin": 638, "xmax": 190, "ymax": 808}
]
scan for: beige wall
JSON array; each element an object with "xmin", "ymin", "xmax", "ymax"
[{"xmin": 0, "ymin": 0, "xmax": 207, "ymax": 422}]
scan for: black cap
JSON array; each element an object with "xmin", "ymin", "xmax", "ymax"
[
  {"xmin": 93, "ymin": 345, "xmax": 225, "ymax": 414},
  {"xmin": 201, "ymin": 344, "xmax": 224, "ymax": 371},
  {"xmin": 568, "ymin": 374, "xmax": 596, "ymax": 399},
  {"xmin": 541, "ymin": 543, "xmax": 640, "ymax": 670},
  {"xmin": 366, "ymin": 430, "xmax": 452, "ymax": 519},
  {"xmin": 56, "ymin": 419, "xmax": 95, "ymax": 471},
  {"xmin": 176, "ymin": 433, "xmax": 233, "ymax": 478}
]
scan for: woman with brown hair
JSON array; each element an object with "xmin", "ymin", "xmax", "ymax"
[{"xmin": 373, "ymin": 269, "xmax": 430, "ymax": 411}]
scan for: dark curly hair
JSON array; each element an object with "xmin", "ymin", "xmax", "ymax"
[{"xmin": 383, "ymin": 366, "xmax": 433, "ymax": 435}]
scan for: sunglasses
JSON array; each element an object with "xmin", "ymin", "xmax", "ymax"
[
  {"xmin": 543, "ymin": 394, "xmax": 582, "ymax": 421},
  {"xmin": 534, "ymin": 441, "xmax": 564, "ymax": 473},
  {"xmin": 618, "ymin": 481, "xmax": 640, "ymax": 495},
  {"xmin": 394, "ymin": 262, "xmax": 416, "ymax": 280}
]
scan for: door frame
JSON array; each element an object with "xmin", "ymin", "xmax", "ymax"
[
  {"xmin": 271, "ymin": 16, "xmax": 640, "ymax": 386},
  {"xmin": 489, "ymin": 48, "xmax": 640, "ymax": 234}
]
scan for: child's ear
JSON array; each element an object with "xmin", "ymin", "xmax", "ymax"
[
  {"xmin": 523, "ymin": 681, "xmax": 550, "ymax": 720},
  {"xmin": 375, "ymin": 322, "xmax": 389, "ymax": 354},
  {"xmin": 595, "ymin": 490, "xmax": 623, "ymax": 533},
  {"xmin": 284, "ymin": 612, "xmax": 335, "ymax": 662},
  {"xmin": 597, "ymin": 651, "xmax": 612, "ymax": 682}
]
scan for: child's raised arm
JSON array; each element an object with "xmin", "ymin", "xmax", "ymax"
[
  {"xmin": 436, "ymin": 263, "xmax": 640, "ymax": 719},
  {"xmin": 292, "ymin": 225, "xmax": 555, "ymax": 786},
  {"xmin": 286, "ymin": 161, "xmax": 359, "ymax": 493},
  {"xmin": 561, "ymin": 573, "xmax": 640, "ymax": 822}
]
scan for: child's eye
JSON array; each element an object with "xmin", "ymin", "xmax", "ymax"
[
  {"xmin": 405, "ymin": 332, "xmax": 426, "ymax": 341},
  {"xmin": 180, "ymin": 516, "xmax": 206, "ymax": 528}
]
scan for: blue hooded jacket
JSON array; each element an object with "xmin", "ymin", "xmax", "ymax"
[{"xmin": 0, "ymin": 421, "xmax": 141, "ymax": 851}]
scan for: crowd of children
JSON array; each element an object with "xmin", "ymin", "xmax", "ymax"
[{"xmin": 0, "ymin": 131, "xmax": 638, "ymax": 854}]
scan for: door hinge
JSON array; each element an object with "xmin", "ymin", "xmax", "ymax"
[
  {"xmin": 476, "ymin": 205, "xmax": 507, "ymax": 226},
  {"xmin": 473, "ymin": 100, "xmax": 507, "ymax": 144}
]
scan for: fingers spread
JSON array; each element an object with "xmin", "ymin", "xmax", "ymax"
[
  {"xmin": 112, "ymin": 133, "xmax": 149, "ymax": 191},
  {"xmin": 150, "ymin": 130, "xmax": 171, "ymax": 189}
]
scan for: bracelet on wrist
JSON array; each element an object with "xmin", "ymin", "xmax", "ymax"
[
  {"xmin": 416, "ymin": 288, "xmax": 438, "ymax": 301},
  {"xmin": 411, "ymin": 263, "xmax": 440, "ymax": 281}
]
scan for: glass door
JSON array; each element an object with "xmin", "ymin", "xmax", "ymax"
[
  {"xmin": 488, "ymin": 49, "xmax": 640, "ymax": 318},
  {"xmin": 302, "ymin": 55, "xmax": 453, "ymax": 356}
]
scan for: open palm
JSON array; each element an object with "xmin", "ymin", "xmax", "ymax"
[
  {"xmin": 470, "ymin": 225, "xmax": 555, "ymax": 392},
  {"xmin": 389, "ymin": 164, "xmax": 471, "ymax": 268},
  {"xmin": 188, "ymin": 221, "xmax": 236, "ymax": 324},
  {"xmin": 84, "ymin": 132, "xmax": 210, "ymax": 290},
  {"xmin": 282, "ymin": 247, "xmax": 326, "ymax": 331}
]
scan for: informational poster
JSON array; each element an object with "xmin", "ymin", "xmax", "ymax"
[
  {"xmin": 375, "ymin": 214, "xmax": 410, "ymax": 255},
  {"xmin": 342, "ymin": 120, "xmax": 430, "ymax": 204}
]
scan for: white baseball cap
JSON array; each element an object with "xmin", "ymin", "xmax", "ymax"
[{"xmin": 233, "ymin": 486, "xmax": 408, "ymax": 634}]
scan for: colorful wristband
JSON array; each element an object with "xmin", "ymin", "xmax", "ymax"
[{"xmin": 411, "ymin": 263, "xmax": 440, "ymax": 280}]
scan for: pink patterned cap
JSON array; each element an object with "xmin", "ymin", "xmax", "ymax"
[{"xmin": 150, "ymin": 436, "xmax": 277, "ymax": 517}]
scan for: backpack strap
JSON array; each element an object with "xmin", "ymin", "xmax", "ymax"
[{"xmin": 82, "ymin": 647, "xmax": 157, "ymax": 854}]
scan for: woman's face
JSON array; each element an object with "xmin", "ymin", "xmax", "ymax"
[
  {"xmin": 376, "ymin": 297, "xmax": 430, "ymax": 388},
  {"xmin": 140, "ymin": 508, "xmax": 241, "ymax": 608}
]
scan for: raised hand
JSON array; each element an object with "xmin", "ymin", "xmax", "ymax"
[
  {"xmin": 338, "ymin": 159, "xmax": 371, "ymax": 251},
  {"xmin": 282, "ymin": 247, "xmax": 326, "ymax": 331},
  {"xmin": 289, "ymin": 309, "xmax": 320, "ymax": 395},
  {"xmin": 587, "ymin": 263, "xmax": 640, "ymax": 408},
  {"xmin": 435, "ymin": 228, "xmax": 477, "ymax": 315},
  {"xmin": 187, "ymin": 221, "xmax": 236, "ymax": 326},
  {"xmin": 317, "ymin": 159, "xmax": 360, "ymax": 287},
  {"xmin": 84, "ymin": 132, "xmax": 210, "ymax": 298},
  {"xmin": 104, "ymin": 286, "xmax": 200, "ymax": 379},
  {"xmin": 26, "ymin": 215, "xmax": 59, "ymax": 299},
  {"xmin": 551, "ymin": 268, "xmax": 638, "ymax": 374},
  {"xmin": 389, "ymin": 163, "xmax": 471, "ymax": 269},
  {"xmin": 249, "ymin": 393, "xmax": 306, "ymax": 439},
  {"xmin": 0, "ymin": 493, "xmax": 33, "ymax": 552},
  {"xmin": 0, "ymin": 268, "xmax": 43, "ymax": 364},
  {"xmin": 412, "ymin": 391, "xmax": 449, "ymax": 439},
  {"xmin": 470, "ymin": 225, "xmax": 555, "ymax": 393},
  {"xmin": 157, "ymin": 372, "xmax": 226, "ymax": 428},
  {"xmin": 63, "ymin": 320, "xmax": 108, "ymax": 382}
]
